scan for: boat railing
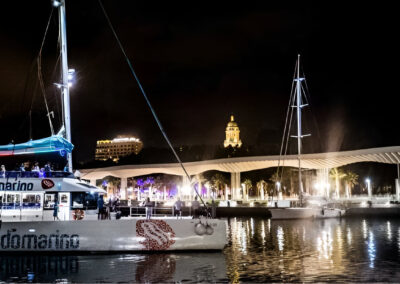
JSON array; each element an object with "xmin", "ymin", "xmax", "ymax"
[
  {"xmin": 0, "ymin": 171, "xmax": 74, "ymax": 179},
  {"xmin": 129, "ymin": 206, "xmax": 174, "ymax": 217}
]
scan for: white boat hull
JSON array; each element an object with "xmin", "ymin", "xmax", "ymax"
[
  {"xmin": 269, "ymin": 207, "xmax": 345, "ymax": 219},
  {"xmin": 314, "ymin": 208, "xmax": 346, "ymax": 219},
  {"xmin": 0, "ymin": 218, "xmax": 227, "ymax": 252},
  {"xmin": 269, "ymin": 208, "xmax": 319, "ymax": 219}
]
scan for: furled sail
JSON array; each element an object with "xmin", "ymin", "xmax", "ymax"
[{"xmin": 0, "ymin": 135, "xmax": 74, "ymax": 157}]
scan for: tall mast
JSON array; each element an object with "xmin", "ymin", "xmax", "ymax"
[
  {"xmin": 55, "ymin": 0, "xmax": 73, "ymax": 171},
  {"xmin": 295, "ymin": 54, "xmax": 304, "ymax": 198}
]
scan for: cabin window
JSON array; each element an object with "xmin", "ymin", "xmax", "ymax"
[
  {"xmin": 71, "ymin": 192, "xmax": 98, "ymax": 210},
  {"xmin": 22, "ymin": 193, "xmax": 41, "ymax": 209},
  {"xmin": 3, "ymin": 193, "xmax": 21, "ymax": 209},
  {"xmin": 60, "ymin": 193, "xmax": 69, "ymax": 204},
  {"xmin": 44, "ymin": 193, "xmax": 57, "ymax": 209},
  {"xmin": 6, "ymin": 194, "xmax": 15, "ymax": 203}
]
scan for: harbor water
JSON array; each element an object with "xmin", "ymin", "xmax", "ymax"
[{"xmin": 1, "ymin": 217, "xmax": 400, "ymax": 283}]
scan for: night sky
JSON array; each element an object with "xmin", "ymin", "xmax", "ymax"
[{"xmin": 0, "ymin": 1, "xmax": 399, "ymax": 163}]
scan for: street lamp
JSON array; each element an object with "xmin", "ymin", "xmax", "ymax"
[
  {"xmin": 365, "ymin": 178, "xmax": 372, "ymax": 198},
  {"xmin": 275, "ymin": 181, "xmax": 281, "ymax": 192},
  {"xmin": 241, "ymin": 183, "xmax": 246, "ymax": 201},
  {"xmin": 276, "ymin": 181, "xmax": 282, "ymax": 200}
]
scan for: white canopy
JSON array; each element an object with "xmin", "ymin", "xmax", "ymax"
[{"xmin": 80, "ymin": 146, "xmax": 400, "ymax": 180}]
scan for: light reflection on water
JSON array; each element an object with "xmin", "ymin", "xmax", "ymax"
[
  {"xmin": 0, "ymin": 218, "xmax": 400, "ymax": 283},
  {"xmin": 225, "ymin": 217, "xmax": 400, "ymax": 282}
]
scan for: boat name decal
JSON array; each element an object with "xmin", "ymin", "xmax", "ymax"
[
  {"xmin": 0, "ymin": 181, "xmax": 34, "ymax": 191},
  {"xmin": 136, "ymin": 220, "xmax": 175, "ymax": 250},
  {"xmin": 0, "ymin": 230, "xmax": 79, "ymax": 250}
]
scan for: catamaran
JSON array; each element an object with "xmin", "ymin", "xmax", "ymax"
[
  {"xmin": 0, "ymin": 0, "xmax": 227, "ymax": 252},
  {"xmin": 269, "ymin": 55, "xmax": 345, "ymax": 220}
]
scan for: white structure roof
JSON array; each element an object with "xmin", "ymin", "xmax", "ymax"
[{"xmin": 80, "ymin": 146, "xmax": 400, "ymax": 180}]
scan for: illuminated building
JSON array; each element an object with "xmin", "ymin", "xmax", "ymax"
[
  {"xmin": 224, "ymin": 115, "xmax": 242, "ymax": 148},
  {"xmin": 95, "ymin": 136, "xmax": 143, "ymax": 162}
]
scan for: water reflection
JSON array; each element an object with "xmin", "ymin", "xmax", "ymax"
[
  {"xmin": 387, "ymin": 221, "xmax": 392, "ymax": 241},
  {"xmin": 368, "ymin": 231, "xmax": 376, "ymax": 268},
  {"xmin": 277, "ymin": 226, "xmax": 284, "ymax": 251},
  {"xmin": 1, "ymin": 218, "xmax": 399, "ymax": 283},
  {"xmin": 0, "ymin": 253, "xmax": 227, "ymax": 283},
  {"xmin": 225, "ymin": 217, "xmax": 400, "ymax": 282}
]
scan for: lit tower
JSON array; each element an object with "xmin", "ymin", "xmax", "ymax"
[{"xmin": 223, "ymin": 115, "xmax": 242, "ymax": 148}]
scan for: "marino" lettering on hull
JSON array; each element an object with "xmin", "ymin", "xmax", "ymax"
[
  {"xmin": 0, "ymin": 181, "xmax": 34, "ymax": 191},
  {"xmin": 0, "ymin": 230, "xmax": 79, "ymax": 250}
]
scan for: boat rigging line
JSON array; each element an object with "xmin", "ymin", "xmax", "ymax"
[
  {"xmin": 97, "ymin": 0, "xmax": 209, "ymax": 212},
  {"xmin": 37, "ymin": 8, "xmax": 55, "ymax": 136},
  {"xmin": 276, "ymin": 55, "xmax": 311, "ymax": 204},
  {"xmin": 275, "ymin": 60, "xmax": 297, "ymax": 198}
]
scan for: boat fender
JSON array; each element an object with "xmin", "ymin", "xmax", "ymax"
[
  {"xmin": 72, "ymin": 209, "xmax": 85, "ymax": 220},
  {"xmin": 194, "ymin": 223, "xmax": 206, "ymax": 235},
  {"xmin": 205, "ymin": 224, "xmax": 214, "ymax": 235}
]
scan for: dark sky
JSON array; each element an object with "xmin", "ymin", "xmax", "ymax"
[{"xmin": 0, "ymin": 1, "xmax": 399, "ymax": 162}]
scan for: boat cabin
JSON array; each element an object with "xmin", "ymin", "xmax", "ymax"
[{"xmin": 0, "ymin": 171, "xmax": 106, "ymax": 222}]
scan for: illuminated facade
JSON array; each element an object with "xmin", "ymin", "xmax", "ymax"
[
  {"xmin": 224, "ymin": 115, "xmax": 242, "ymax": 148},
  {"xmin": 95, "ymin": 136, "xmax": 143, "ymax": 162}
]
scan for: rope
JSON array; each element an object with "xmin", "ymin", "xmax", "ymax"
[
  {"xmin": 37, "ymin": 8, "xmax": 55, "ymax": 136},
  {"xmin": 275, "ymin": 60, "xmax": 297, "ymax": 194},
  {"xmin": 97, "ymin": 0, "xmax": 209, "ymax": 214}
]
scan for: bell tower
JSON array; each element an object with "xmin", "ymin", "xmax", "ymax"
[{"xmin": 224, "ymin": 115, "xmax": 242, "ymax": 148}]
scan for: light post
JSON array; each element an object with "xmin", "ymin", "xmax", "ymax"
[
  {"xmin": 366, "ymin": 178, "xmax": 372, "ymax": 199},
  {"xmin": 260, "ymin": 182, "xmax": 265, "ymax": 201},
  {"xmin": 276, "ymin": 181, "xmax": 282, "ymax": 200},
  {"xmin": 325, "ymin": 183, "xmax": 331, "ymax": 198},
  {"xmin": 205, "ymin": 183, "xmax": 210, "ymax": 199}
]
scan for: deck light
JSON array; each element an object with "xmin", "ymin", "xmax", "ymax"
[{"xmin": 52, "ymin": 0, "xmax": 62, "ymax": 7}]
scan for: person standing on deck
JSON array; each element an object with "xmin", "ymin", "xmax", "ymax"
[
  {"xmin": 97, "ymin": 195, "xmax": 104, "ymax": 220},
  {"xmin": 191, "ymin": 196, "xmax": 200, "ymax": 218},
  {"xmin": 174, "ymin": 197, "xmax": 183, "ymax": 219},
  {"xmin": 53, "ymin": 201, "xmax": 59, "ymax": 220},
  {"xmin": 44, "ymin": 162, "xmax": 52, "ymax": 172},
  {"xmin": 1, "ymin": 165, "xmax": 5, "ymax": 178},
  {"xmin": 144, "ymin": 197, "xmax": 153, "ymax": 219},
  {"xmin": 32, "ymin": 162, "xmax": 39, "ymax": 172}
]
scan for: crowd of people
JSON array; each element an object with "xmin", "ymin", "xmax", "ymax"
[
  {"xmin": 135, "ymin": 195, "xmax": 206, "ymax": 220},
  {"xmin": 0, "ymin": 161, "xmax": 82, "ymax": 179},
  {"xmin": 97, "ymin": 195, "xmax": 121, "ymax": 220},
  {"xmin": 1, "ymin": 161, "xmax": 55, "ymax": 175}
]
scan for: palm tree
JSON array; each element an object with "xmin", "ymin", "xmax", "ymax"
[
  {"xmin": 211, "ymin": 173, "xmax": 227, "ymax": 199},
  {"xmin": 195, "ymin": 174, "xmax": 207, "ymax": 198},
  {"xmin": 243, "ymin": 178, "xmax": 252, "ymax": 201},
  {"xmin": 329, "ymin": 168, "xmax": 346, "ymax": 199},
  {"xmin": 269, "ymin": 172, "xmax": 280, "ymax": 184},
  {"xmin": 343, "ymin": 171, "xmax": 359, "ymax": 198},
  {"xmin": 269, "ymin": 172, "xmax": 281, "ymax": 199},
  {"xmin": 256, "ymin": 180, "xmax": 268, "ymax": 200},
  {"xmin": 101, "ymin": 176, "xmax": 121, "ymax": 197},
  {"xmin": 204, "ymin": 181, "xmax": 212, "ymax": 199}
]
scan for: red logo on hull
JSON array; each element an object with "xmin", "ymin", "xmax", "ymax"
[
  {"xmin": 136, "ymin": 220, "xmax": 176, "ymax": 250},
  {"xmin": 41, "ymin": 179, "xmax": 55, "ymax": 189}
]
